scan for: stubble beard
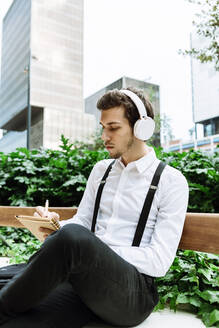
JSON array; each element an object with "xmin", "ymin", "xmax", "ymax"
[{"xmin": 109, "ymin": 136, "xmax": 134, "ymax": 159}]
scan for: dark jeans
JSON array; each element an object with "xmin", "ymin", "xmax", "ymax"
[{"xmin": 0, "ymin": 224, "xmax": 159, "ymax": 328}]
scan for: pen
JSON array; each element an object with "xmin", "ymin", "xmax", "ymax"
[{"xmin": 45, "ymin": 199, "xmax": 49, "ymax": 217}]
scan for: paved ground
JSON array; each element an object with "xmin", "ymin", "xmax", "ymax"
[
  {"xmin": 86, "ymin": 307, "xmax": 206, "ymax": 328},
  {"xmin": 0, "ymin": 257, "xmax": 10, "ymax": 267}
]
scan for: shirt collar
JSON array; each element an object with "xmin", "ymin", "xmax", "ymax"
[{"xmin": 116, "ymin": 147, "xmax": 157, "ymax": 173}]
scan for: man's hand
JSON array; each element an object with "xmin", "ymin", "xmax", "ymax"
[{"xmin": 34, "ymin": 206, "xmax": 60, "ymax": 240}]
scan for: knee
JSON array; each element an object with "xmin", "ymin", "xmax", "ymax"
[{"xmin": 55, "ymin": 224, "xmax": 93, "ymax": 251}]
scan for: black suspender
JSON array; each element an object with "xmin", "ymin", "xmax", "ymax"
[
  {"xmin": 91, "ymin": 160, "xmax": 115, "ymax": 233},
  {"xmin": 91, "ymin": 160, "xmax": 166, "ymax": 246},
  {"xmin": 132, "ymin": 161, "xmax": 166, "ymax": 246}
]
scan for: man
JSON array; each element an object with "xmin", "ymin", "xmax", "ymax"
[{"xmin": 0, "ymin": 87, "xmax": 189, "ymax": 328}]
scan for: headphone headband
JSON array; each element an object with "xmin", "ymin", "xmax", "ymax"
[{"xmin": 120, "ymin": 89, "xmax": 147, "ymax": 119}]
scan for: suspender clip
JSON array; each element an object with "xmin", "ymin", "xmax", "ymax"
[{"xmin": 150, "ymin": 185, "xmax": 157, "ymax": 190}]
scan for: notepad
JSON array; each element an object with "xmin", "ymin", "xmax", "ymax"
[{"xmin": 15, "ymin": 215, "xmax": 60, "ymax": 242}]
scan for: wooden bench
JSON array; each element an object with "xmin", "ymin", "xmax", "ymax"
[
  {"xmin": 0, "ymin": 206, "xmax": 218, "ymax": 328},
  {"xmin": 0, "ymin": 206, "xmax": 219, "ymax": 254}
]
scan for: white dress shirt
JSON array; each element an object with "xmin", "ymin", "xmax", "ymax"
[{"xmin": 60, "ymin": 147, "xmax": 189, "ymax": 277}]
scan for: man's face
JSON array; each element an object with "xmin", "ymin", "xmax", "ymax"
[{"xmin": 100, "ymin": 106, "xmax": 134, "ymax": 159}]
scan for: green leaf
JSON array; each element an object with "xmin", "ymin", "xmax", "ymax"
[
  {"xmin": 14, "ymin": 176, "xmax": 30, "ymax": 184},
  {"xmin": 198, "ymin": 268, "xmax": 212, "ymax": 281},
  {"xmin": 62, "ymin": 175, "xmax": 86, "ymax": 187},
  {"xmin": 169, "ymin": 296, "xmax": 177, "ymax": 311},
  {"xmin": 189, "ymin": 296, "xmax": 202, "ymax": 307},
  {"xmin": 176, "ymin": 293, "xmax": 190, "ymax": 304},
  {"xmin": 181, "ymin": 275, "xmax": 199, "ymax": 284},
  {"xmin": 198, "ymin": 290, "xmax": 219, "ymax": 304},
  {"xmin": 209, "ymin": 309, "xmax": 219, "ymax": 326}
]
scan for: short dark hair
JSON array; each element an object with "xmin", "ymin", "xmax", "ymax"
[{"xmin": 96, "ymin": 87, "xmax": 154, "ymax": 129}]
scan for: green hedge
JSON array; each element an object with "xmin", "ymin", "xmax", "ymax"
[
  {"xmin": 0, "ymin": 136, "xmax": 107, "ymax": 207},
  {"xmin": 0, "ymin": 135, "xmax": 218, "ymax": 212}
]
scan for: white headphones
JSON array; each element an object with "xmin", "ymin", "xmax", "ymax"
[{"xmin": 120, "ymin": 89, "xmax": 155, "ymax": 140}]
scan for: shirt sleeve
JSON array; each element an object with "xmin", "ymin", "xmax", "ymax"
[
  {"xmin": 110, "ymin": 168, "xmax": 189, "ymax": 277},
  {"xmin": 59, "ymin": 163, "xmax": 99, "ymax": 229}
]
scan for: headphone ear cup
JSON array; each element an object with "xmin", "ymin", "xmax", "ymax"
[{"xmin": 134, "ymin": 118, "xmax": 155, "ymax": 140}]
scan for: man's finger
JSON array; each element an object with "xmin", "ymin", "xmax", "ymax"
[
  {"xmin": 34, "ymin": 212, "xmax": 41, "ymax": 217},
  {"xmin": 49, "ymin": 212, "xmax": 60, "ymax": 220},
  {"xmin": 36, "ymin": 206, "xmax": 45, "ymax": 217},
  {"xmin": 35, "ymin": 207, "xmax": 60, "ymax": 220}
]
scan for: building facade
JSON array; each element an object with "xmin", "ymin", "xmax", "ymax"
[
  {"xmin": 164, "ymin": 134, "xmax": 219, "ymax": 154},
  {"xmin": 191, "ymin": 34, "xmax": 219, "ymax": 138},
  {"xmin": 85, "ymin": 76, "xmax": 161, "ymax": 146},
  {"xmin": 163, "ymin": 34, "xmax": 219, "ymax": 155},
  {"xmin": 0, "ymin": 0, "xmax": 95, "ymax": 152}
]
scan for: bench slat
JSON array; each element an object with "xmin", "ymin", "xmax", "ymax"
[
  {"xmin": 0, "ymin": 206, "xmax": 77, "ymax": 228},
  {"xmin": 179, "ymin": 213, "xmax": 219, "ymax": 253},
  {"xmin": 0, "ymin": 206, "xmax": 218, "ymax": 254}
]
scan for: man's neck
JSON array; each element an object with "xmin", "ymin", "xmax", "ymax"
[{"xmin": 121, "ymin": 144, "xmax": 150, "ymax": 166}]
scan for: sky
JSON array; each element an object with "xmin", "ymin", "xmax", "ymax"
[{"xmin": 0, "ymin": 0, "xmax": 199, "ymax": 141}]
